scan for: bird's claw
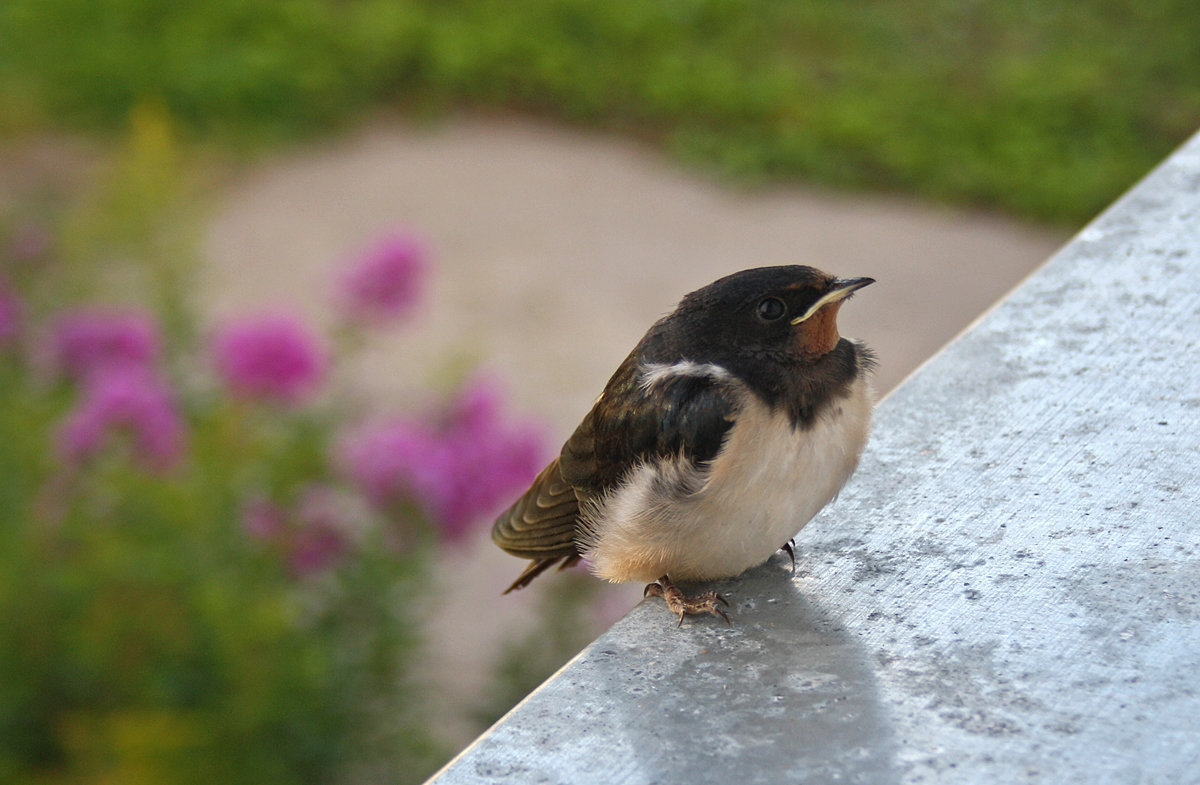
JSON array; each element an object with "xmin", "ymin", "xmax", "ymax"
[
  {"xmin": 644, "ymin": 575, "xmax": 730, "ymax": 626},
  {"xmin": 781, "ymin": 538, "xmax": 796, "ymax": 572}
]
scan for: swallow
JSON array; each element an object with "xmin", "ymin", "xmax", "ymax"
[{"xmin": 492, "ymin": 266, "xmax": 875, "ymax": 624}]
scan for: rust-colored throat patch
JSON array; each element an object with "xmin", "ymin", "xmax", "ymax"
[{"xmin": 795, "ymin": 301, "xmax": 842, "ymax": 359}]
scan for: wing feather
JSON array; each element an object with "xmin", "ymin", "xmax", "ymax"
[
  {"xmin": 493, "ymin": 353, "xmax": 742, "ymax": 592},
  {"xmin": 491, "ymin": 458, "xmax": 580, "ymax": 559}
]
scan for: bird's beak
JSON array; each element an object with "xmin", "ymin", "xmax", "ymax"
[{"xmin": 790, "ymin": 277, "xmax": 875, "ymax": 325}]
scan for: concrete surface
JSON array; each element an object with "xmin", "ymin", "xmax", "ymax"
[{"xmin": 201, "ymin": 117, "xmax": 1066, "ymax": 747}]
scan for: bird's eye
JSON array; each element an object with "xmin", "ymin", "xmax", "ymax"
[{"xmin": 756, "ymin": 297, "xmax": 787, "ymax": 322}]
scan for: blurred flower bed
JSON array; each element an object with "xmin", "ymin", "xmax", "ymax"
[{"xmin": 0, "ymin": 110, "xmax": 583, "ymax": 784}]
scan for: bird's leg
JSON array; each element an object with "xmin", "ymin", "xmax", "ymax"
[
  {"xmin": 644, "ymin": 575, "xmax": 730, "ymax": 626},
  {"xmin": 780, "ymin": 538, "xmax": 796, "ymax": 572}
]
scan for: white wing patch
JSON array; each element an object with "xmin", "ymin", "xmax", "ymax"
[{"xmin": 638, "ymin": 360, "xmax": 731, "ymax": 392}]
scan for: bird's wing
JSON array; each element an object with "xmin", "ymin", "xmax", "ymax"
[
  {"xmin": 560, "ymin": 359, "xmax": 742, "ymax": 494},
  {"xmin": 491, "ymin": 457, "xmax": 581, "ymax": 561},
  {"xmin": 493, "ymin": 359, "xmax": 741, "ymax": 592}
]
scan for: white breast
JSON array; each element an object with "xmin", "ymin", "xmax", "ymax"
[{"xmin": 580, "ymin": 369, "xmax": 873, "ymax": 584}]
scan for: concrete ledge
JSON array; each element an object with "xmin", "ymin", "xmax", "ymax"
[{"xmin": 427, "ymin": 129, "xmax": 1200, "ymax": 784}]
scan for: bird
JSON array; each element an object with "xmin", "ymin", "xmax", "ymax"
[{"xmin": 492, "ymin": 266, "xmax": 875, "ymax": 624}]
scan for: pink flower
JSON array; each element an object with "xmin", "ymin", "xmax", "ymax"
[
  {"xmin": 48, "ymin": 309, "xmax": 161, "ymax": 382},
  {"xmin": 341, "ymin": 421, "xmax": 434, "ymax": 508},
  {"xmin": 211, "ymin": 313, "xmax": 327, "ymax": 403},
  {"xmin": 57, "ymin": 366, "xmax": 186, "ymax": 470},
  {"xmin": 337, "ymin": 232, "xmax": 426, "ymax": 324},
  {"xmin": 0, "ymin": 281, "xmax": 21, "ymax": 348},
  {"xmin": 341, "ymin": 375, "xmax": 548, "ymax": 542}
]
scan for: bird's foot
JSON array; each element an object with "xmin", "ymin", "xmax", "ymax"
[
  {"xmin": 644, "ymin": 575, "xmax": 730, "ymax": 626},
  {"xmin": 780, "ymin": 538, "xmax": 796, "ymax": 572}
]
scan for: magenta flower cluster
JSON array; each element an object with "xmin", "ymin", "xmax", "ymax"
[
  {"xmin": 49, "ymin": 310, "xmax": 185, "ymax": 470},
  {"xmin": 207, "ymin": 230, "xmax": 425, "ymax": 405},
  {"xmin": 342, "ymin": 375, "xmax": 547, "ymax": 543},
  {"xmin": 59, "ymin": 366, "xmax": 184, "ymax": 469},
  {"xmin": 208, "ymin": 230, "xmax": 542, "ymax": 546},
  {"xmin": 337, "ymin": 231, "xmax": 426, "ymax": 324},
  {"xmin": 211, "ymin": 314, "xmax": 327, "ymax": 403},
  {"xmin": 49, "ymin": 309, "xmax": 161, "ymax": 382},
  {"xmin": 31, "ymin": 225, "xmax": 544, "ymax": 556}
]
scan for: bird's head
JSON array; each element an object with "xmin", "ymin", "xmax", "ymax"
[{"xmin": 664, "ymin": 266, "xmax": 874, "ymax": 368}]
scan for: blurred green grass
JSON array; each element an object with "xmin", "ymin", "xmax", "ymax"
[{"xmin": 2, "ymin": 0, "xmax": 1198, "ymax": 224}]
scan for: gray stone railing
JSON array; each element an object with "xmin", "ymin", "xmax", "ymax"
[{"xmin": 426, "ymin": 130, "xmax": 1200, "ymax": 785}]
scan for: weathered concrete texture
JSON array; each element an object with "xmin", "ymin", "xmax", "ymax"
[{"xmin": 428, "ymin": 130, "xmax": 1200, "ymax": 785}]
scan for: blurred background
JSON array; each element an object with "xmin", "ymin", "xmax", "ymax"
[{"xmin": 1, "ymin": 1, "xmax": 1197, "ymax": 782}]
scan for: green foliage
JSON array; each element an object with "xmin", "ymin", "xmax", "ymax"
[
  {"xmin": 0, "ymin": 116, "xmax": 451, "ymax": 785},
  {"xmin": 0, "ymin": 369, "xmax": 444, "ymax": 785},
  {"xmin": 2, "ymin": 0, "xmax": 1200, "ymax": 222}
]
